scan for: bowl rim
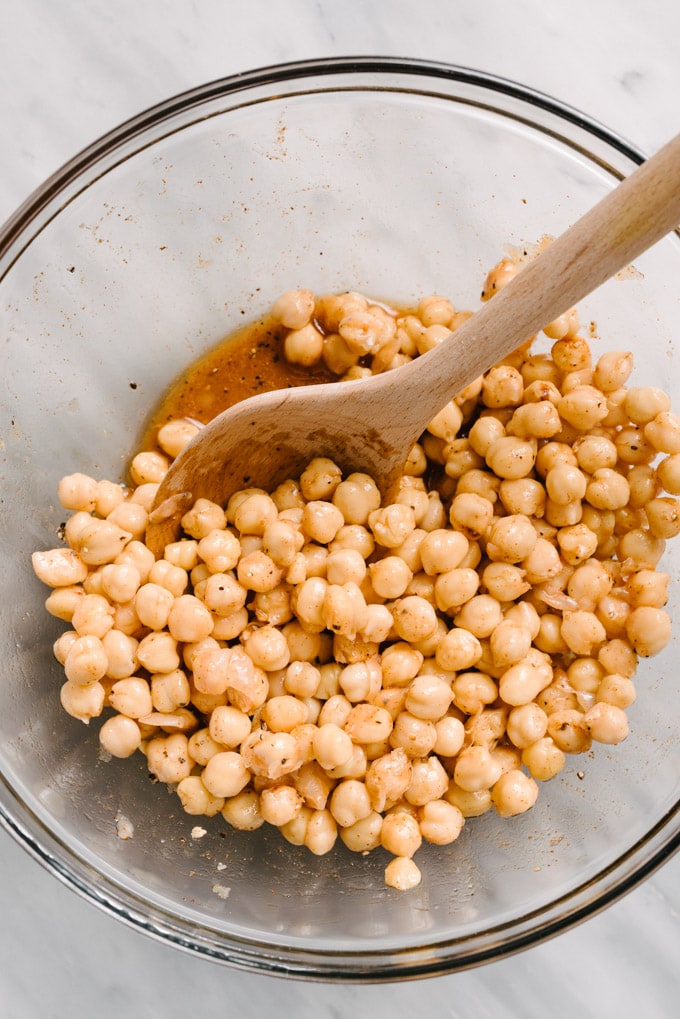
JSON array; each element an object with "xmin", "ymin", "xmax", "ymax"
[
  {"xmin": 3, "ymin": 54, "xmax": 679, "ymax": 982},
  {"xmin": 0, "ymin": 55, "xmax": 647, "ymax": 262}
]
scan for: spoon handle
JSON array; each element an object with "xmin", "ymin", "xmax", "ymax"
[{"xmin": 399, "ymin": 130, "xmax": 680, "ymax": 420}]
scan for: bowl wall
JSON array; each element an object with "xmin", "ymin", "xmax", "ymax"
[{"xmin": 2, "ymin": 59, "xmax": 680, "ymax": 979}]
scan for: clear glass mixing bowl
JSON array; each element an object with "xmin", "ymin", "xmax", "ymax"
[{"xmin": 1, "ymin": 57, "xmax": 679, "ymax": 981}]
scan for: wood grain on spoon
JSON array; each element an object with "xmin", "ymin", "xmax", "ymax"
[{"xmin": 147, "ymin": 132, "xmax": 680, "ymax": 555}]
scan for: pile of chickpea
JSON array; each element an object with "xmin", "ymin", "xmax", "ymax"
[{"xmin": 32, "ymin": 257, "xmax": 680, "ymax": 891}]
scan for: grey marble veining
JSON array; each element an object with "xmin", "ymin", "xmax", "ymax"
[{"xmin": 2, "ymin": 1, "xmax": 680, "ymax": 1015}]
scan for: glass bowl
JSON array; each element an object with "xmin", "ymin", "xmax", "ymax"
[{"xmin": 2, "ymin": 57, "xmax": 679, "ymax": 982}]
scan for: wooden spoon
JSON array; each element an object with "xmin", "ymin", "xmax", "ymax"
[{"xmin": 147, "ymin": 132, "xmax": 680, "ymax": 554}]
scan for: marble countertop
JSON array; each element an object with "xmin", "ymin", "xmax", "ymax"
[{"xmin": 2, "ymin": 1, "xmax": 680, "ymax": 1015}]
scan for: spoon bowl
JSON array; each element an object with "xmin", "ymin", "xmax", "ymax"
[{"xmin": 148, "ymin": 131, "xmax": 680, "ymax": 553}]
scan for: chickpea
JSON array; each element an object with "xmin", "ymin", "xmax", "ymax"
[
  {"xmin": 331, "ymin": 473, "xmax": 381, "ymax": 525},
  {"xmin": 327, "ymin": 779, "xmax": 372, "ymax": 828},
  {"xmin": 557, "ymin": 524, "xmax": 599, "ymax": 566},
  {"xmin": 506, "ymin": 703, "xmax": 549, "ymax": 749},
  {"xmin": 146, "ymin": 733, "xmax": 192, "ymax": 784},
  {"xmin": 598, "ymin": 638, "xmax": 637, "ymax": 679},
  {"xmin": 454, "ymin": 595, "xmax": 503, "ymax": 639},
  {"xmin": 520, "ymin": 353, "xmax": 561, "ymax": 388},
  {"xmin": 107, "ymin": 501, "xmax": 148, "ymax": 542},
  {"xmin": 368, "ymin": 556, "xmax": 413, "ymax": 599},
  {"xmin": 481, "ymin": 257, "xmax": 518, "ymax": 300},
  {"xmin": 596, "ymin": 673, "xmax": 636, "ymax": 709},
  {"xmin": 201, "ymin": 751, "xmax": 250, "ymax": 798},
  {"xmin": 507, "ymin": 400, "xmax": 562, "ymax": 440},
  {"xmin": 625, "ymin": 606, "xmax": 672, "ymax": 656},
  {"xmin": 417, "ymin": 293, "xmax": 455, "ymax": 326},
  {"xmin": 499, "ymin": 650, "xmax": 552, "ymax": 707},
  {"xmin": 626, "ymin": 569, "xmax": 670, "ymax": 608},
  {"xmin": 434, "ymin": 568, "xmax": 480, "ymax": 614},
  {"xmin": 592, "ymin": 350, "xmax": 633, "ymax": 391},
  {"xmin": 522, "ymin": 539, "xmax": 562, "ymax": 586},
  {"xmin": 547, "ymin": 709, "xmax": 592, "ymax": 754},
  {"xmin": 94, "ymin": 480, "xmax": 126, "ymax": 517},
  {"xmin": 489, "ymin": 620, "xmax": 532, "ymax": 669},
  {"xmin": 240, "ymin": 729, "xmax": 300, "ymax": 781},
  {"xmin": 60, "ymin": 517, "xmax": 93, "ymax": 554},
  {"xmin": 534, "ymin": 613, "xmax": 569, "ymax": 656},
  {"xmin": 644, "ymin": 410, "xmax": 680, "ymax": 454},
  {"xmin": 583, "ymin": 702, "xmax": 629, "ymax": 744},
  {"xmin": 444, "ymin": 438, "xmax": 485, "ymax": 479},
  {"xmin": 566, "ymin": 560, "xmax": 612, "ymax": 611},
  {"xmin": 114, "ymin": 545, "xmax": 154, "ymax": 589},
  {"xmin": 60, "ymin": 680, "xmax": 106, "ymax": 723},
  {"xmin": 257, "ymin": 784, "xmax": 303, "ymax": 827},
  {"xmin": 656, "ymin": 453, "xmax": 680, "ymax": 494},
  {"xmin": 237, "ymin": 550, "xmax": 284, "ymax": 593},
  {"xmin": 563, "ymin": 661, "xmax": 600, "ymax": 699},
  {"xmin": 155, "ymin": 418, "xmax": 200, "ymax": 459},
  {"xmin": 550, "ymin": 330, "xmax": 588, "ymax": 365},
  {"xmin": 498, "ymin": 478, "xmax": 546, "ymax": 518},
  {"xmin": 166, "ymin": 594, "xmax": 213, "ymax": 643},
  {"xmin": 64, "ymin": 634, "xmax": 109, "ymax": 686},
  {"xmin": 433, "ymin": 715, "xmax": 466, "ymax": 758},
  {"xmin": 310, "ymin": 723, "xmax": 352, "ymax": 771},
  {"xmin": 204, "ymin": 705, "xmax": 250, "ymax": 749},
  {"xmin": 521, "ymin": 736, "xmax": 566, "ymax": 781},
  {"xmin": 560, "ymin": 610, "xmax": 606, "ymax": 656},
  {"xmin": 534, "ymin": 442, "xmax": 577, "ymax": 478},
  {"xmin": 58, "ymin": 472, "xmax": 98, "ymax": 512},
  {"xmin": 323, "ymin": 582, "xmax": 368, "ymax": 637},
  {"xmin": 134, "ymin": 583, "xmax": 175, "ymax": 630},
  {"xmin": 404, "ymin": 756, "xmax": 449, "ymax": 806},
  {"xmin": 392, "ymin": 595, "xmax": 438, "ymax": 642},
  {"xmin": 646, "ymin": 497, "xmax": 680, "ymax": 539},
  {"xmin": 71, "ymin": 592, "xmax": 115, "ymax": 639},
  {"xmin": 615, "ymin": 426, "xmax": 656, "ymax": 466},
  {"xmin": 44, "ymin": 585, "xmax": 85, "ymax": 623},
  {"xmin": 336, "ymin": 811, "xmax": 382, "ymax": 854},
  {"xmin": 598, "ymin": 592, "xmax": 633, "ymax": 643},
  {"xmin": 128, "ymin": 451, "xmax": 167, "ymax": 486},
  {"xmin": 626, "ymin": 465, "xmax": 660, "ymax": 509},
  {"xmin": 101, "ymin": 562, "xmax": 142, "ymax": 604},
  {"xmin": 368, "ymin": 503, "xmax": 416, "ymax": 549},
  {"xmin": 435, "ymin": 627, "xmax": 482, "ymax": 672},
  {"xmin": 453, "ymin": 745, "xmax": 502, "ymax": 792},
  {"xmin": 447, "ymin": 491, "xmax": 492, "ymax": 540},
  {"xmin": 452, "ymin": 672, "xmax": 497, "ymax": 715},
  {"xmin": 380, "ymin": 809, "xmax": 422, "ymax": 859},
  {"xmin": 404, "ymin": 674, "xmax": 453, "ymax": 721},
  {"xmin": 99, "ymin": 714, "xmax": 142, "ymax": 758},
  {"xmin": 384, "ymin": 857, "xmax": 422, "ymax": 891},
  {"xmin": 468, "ymin": 415, "xmax": 506, "ymax": 458},
  {"xmin": 444, "ymin": 782, "xmax": 492, "ymax": 818},
  {"xmin": 572, "ymin": 435, "xmax": 617, "ymax": 475},
  {"xmin": 486, "ymin": 514, "xmax": 537, "ymax": 564},
  {"xmin": 109, "ymin": 677, "xmax": 153, "ymax": 719},
  {"xmin": 426, "ymin": 400, "xmax": 464, "ymax": 442},
  {"xmin": 485, "ymin": 436, "xmax": 536, "ymax": 480},
  {"xmin": 504, "ymin": 601, "xmax": 541, "ymax": 640},
  {"xmin": 389, "ymin": 712, "xmax": 437, "ymax": 757},
  {"xmin": 464, "ymin": 706, "xmax": 508, "ymax": 749},
  {"xmin": 243, "ymin": 624, "xmax": 291, "ymax": 672},
  {"xmin": 175, "ymin": 776, "xmax": 223, "ymax": 818},
  {"xmin": 545, "ymin": 465, "xmax": 587, "ymax": 506},
  {"xmin": 491, "ymin": 770, "xmax": 539, "ymax": 817}
]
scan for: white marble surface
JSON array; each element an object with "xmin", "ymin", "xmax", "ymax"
[{"xmin": 2, "ymin": 0, "xmax": 680, "ymax": 1014}]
